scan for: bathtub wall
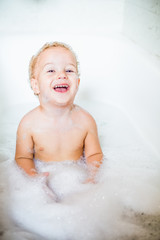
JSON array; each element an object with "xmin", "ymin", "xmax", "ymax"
[
  {"xmin": 90, "ymin": 36, "xmax": 160, "ymax": 158},
  {"xmin": 121, "ymin": 0, "xmax": 160, "ymax": 156},
  {"xmin": 0, "ymin": 0, "xmax": 160, "ymax": 157},
  {"xmin": 0, "ymin": 0, "xmax": 124, "ymax": 35},
  {"xmin": 123, "ymin": 0, "xmax": 160, "ymax": 57}
]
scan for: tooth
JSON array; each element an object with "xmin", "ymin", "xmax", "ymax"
[{"xmin": 54, "ymin": 84, "xmax": 68, "ymax": 89}]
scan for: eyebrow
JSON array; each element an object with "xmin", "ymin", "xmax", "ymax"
[
  {"xmin": 42, "ymin": 63, "xmax": 54, "ymax": 69},
  {"xmin": 43, "ymin": 63, "xmax": 77, "ymax": 68}
]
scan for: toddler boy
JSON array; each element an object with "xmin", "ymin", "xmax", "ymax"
[{"xmin": 15, "ymin": 42, "xmax": 103, "ymax": 183}]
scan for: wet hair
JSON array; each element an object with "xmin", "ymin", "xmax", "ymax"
[{"xmin": 29, "ymin": 41, "xmax": 79, "ymax": 80}]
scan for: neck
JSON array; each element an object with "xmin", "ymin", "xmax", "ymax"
[{"xmin": 39, "ymin": 102, "xmax": 74, "ymax": 119}]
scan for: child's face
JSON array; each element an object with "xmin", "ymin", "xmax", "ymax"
[{"xmin": 31, "ymin": 47, "xmax": 80, "ymax": 106}]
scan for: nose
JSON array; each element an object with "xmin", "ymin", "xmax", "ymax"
[{"xmin": 57, "ymin": 71, "xmax": 68, "ymax": 80}]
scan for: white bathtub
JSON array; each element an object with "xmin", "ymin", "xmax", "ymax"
[
  {"xmin": 0, "ymin": 34, "xmax": 160, "ymax": 240},
  {"xmin": 0, "ymin": 34, "xmax": 160, "ymax": 156}
]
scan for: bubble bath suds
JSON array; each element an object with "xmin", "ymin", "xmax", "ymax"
[{"xmin": 0, "ymin": 102, "xmax": 160, "ymax": 240}]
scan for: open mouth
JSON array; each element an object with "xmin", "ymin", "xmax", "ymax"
[{"xmin": 53, "ymin": 84, "xmax": 70, "ymax": 93}]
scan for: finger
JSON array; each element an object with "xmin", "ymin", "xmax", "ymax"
[
  {"xmin": 38, "ymin": 172, "xmax": 49, "ymax": 177},
  {"xmin": 42, "ymin": 172, "xmax": 49, "ymax": 177}
]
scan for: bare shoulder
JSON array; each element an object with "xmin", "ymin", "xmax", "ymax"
[
  {"xmin": 17, "ymin": 106, "xmax": 41, "ymax": 131},
  {"xmin": 73, "ymin": 105, "xmax": 97, "ymax": 128}
]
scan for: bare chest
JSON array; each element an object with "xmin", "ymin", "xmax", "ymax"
[{"xmin": 32, "ymin": 123, "xmax": 86, "ymax": 161}]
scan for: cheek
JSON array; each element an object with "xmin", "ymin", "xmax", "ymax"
[
  {"xmin": 38, "ymin": 77, "xmax": 50, "ymax": 88},
  {"xmin": 70, "ymin": 84, "xmax": 79, "ymax": 96},
  {"xmin": 71, "ymin": 76, "xmax": 79, "ymax": 86}
]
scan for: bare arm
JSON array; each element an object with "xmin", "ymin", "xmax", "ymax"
[
  {"xmin": 84, "ymin": 116, "xmax": 103, "ymax": 182},
  {"xmin": 15, "ymin": 117, "xmax": 37, "ymax": 176},
  {"xmin": 15, "ymin": 115, "xmax": 56, "ymax": 200}
]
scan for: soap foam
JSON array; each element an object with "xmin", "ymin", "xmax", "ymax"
[{"xmin": 0, "ymin": 103, "xmax": 160, "ymax": 240}]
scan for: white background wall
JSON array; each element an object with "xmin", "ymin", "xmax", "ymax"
[
  {"xmin": 123, "ymin": 0, "xmax": 160, "ymax": 57},
  {"xmin": 0, "ymin": 0, "xmax": 160, "ymax": 156},
  {"xmin": 0, "ymin": 0, "xmax": 124, "ymax": 107}
]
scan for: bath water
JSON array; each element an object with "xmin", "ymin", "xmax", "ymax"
[{"xmin": 0, "ymin": 101, "xmax": 160, "ymax": 240}]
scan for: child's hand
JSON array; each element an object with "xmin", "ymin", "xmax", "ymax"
[
  {"xmin": 29, "ymin": 168, "xmax": 49, "ymax": 177},
  {"xmin": 36, "ymin": 171, "xmax": 50, "ymax": 178},
  {"xmin": 83, "ymin": 177, "xmax": 96, "ymax": 184},
  {"xmin": 41, "ymin": 172, "xmax": 49, "ymax": 177}
]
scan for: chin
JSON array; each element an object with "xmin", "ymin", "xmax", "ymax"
[
  {"xmin": 52, "ymin": 94, "xmax": 76, "ymax": 106},
  {"xmin": 53, "ymin": 99, "xmax": 74, "ymax": 107}
]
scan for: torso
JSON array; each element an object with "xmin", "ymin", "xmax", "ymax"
[{"xmin": 31, "ymin": 105, "xmax": 88, "ymax": 162}]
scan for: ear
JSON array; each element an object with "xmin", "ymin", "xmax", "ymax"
[
  {"xmin": 78, "ymin": 78, "xmax": 80, "ymax": 85},
  {"xmin": 30, "ymin": 78, "xmax": 40, "ymax": 95}
]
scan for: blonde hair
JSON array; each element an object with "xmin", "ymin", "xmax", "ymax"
[{"xmin": 29, "ymin": 41, "xmax": 79, "ymax": 80}]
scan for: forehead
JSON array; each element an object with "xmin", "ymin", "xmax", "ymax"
[{"xmin": 36, "ymin": 47, "xmax": 76, "ymax": 66}]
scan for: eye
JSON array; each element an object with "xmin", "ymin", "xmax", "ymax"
[
  {"xmin": 47, "ymin": 69, "xmax": 55, "ymax": 73},
  {"xmin": 66, "ymin": 69, "xmax": 74, "ymax": 73}
]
